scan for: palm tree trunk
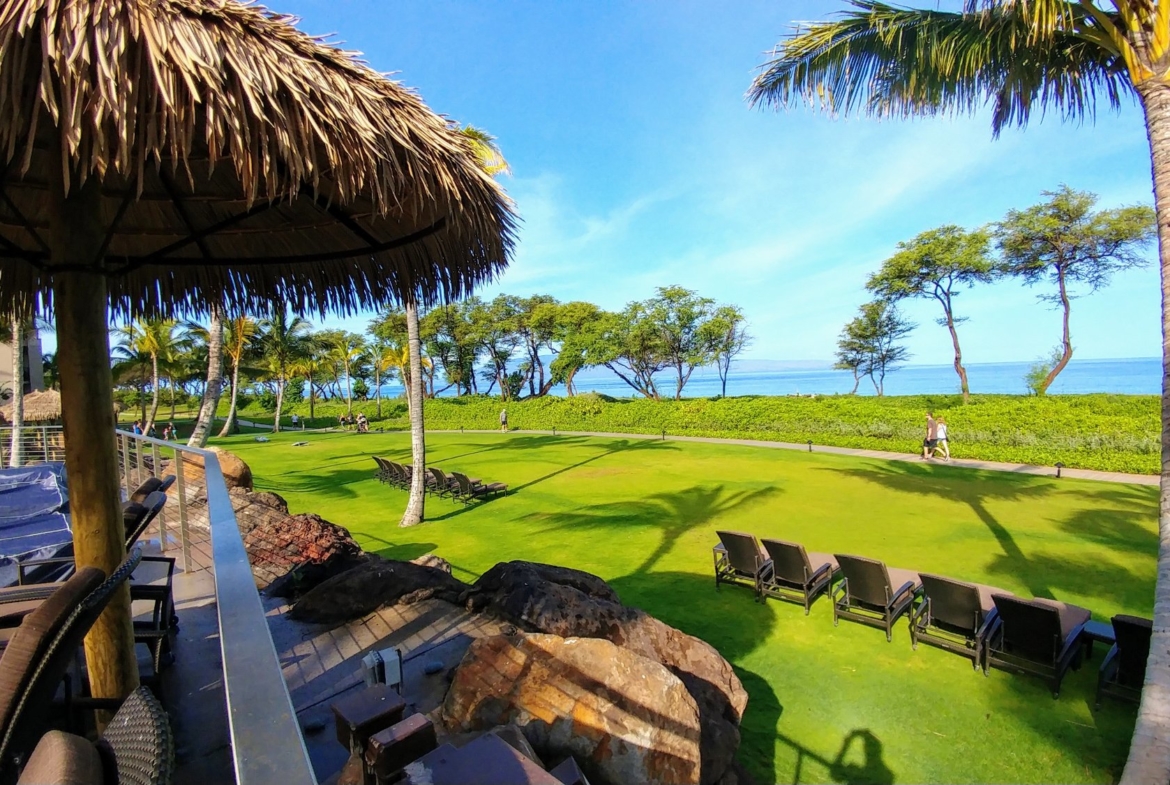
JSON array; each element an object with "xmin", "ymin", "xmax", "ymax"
[
  {"xmin": 374, "ymin": 363, "xmax": 382, "ymax": 419},
  {"xmin": 218, "ymin": 360, "xmax": 240, "ymax": 437},
  {"xmin": 1122, "ymin": 80, "xmax": 1170, "ymax": 785},
  {"xmin": 345, "ymin": 358, "xmax": 353, "ymax": 415},
  {"xmin": 1041, "ymin": 268, "xmax": 1074, "ymax": 393},
  {"xmin": 273, "ymin": 376, "xmax": 285, "ymax": 433},
  {"xmin": 168, "ymin": 375, "xmax": 176, "ymax": 420},
  {"xmin": 188, "ymin": 308, "xmax": 224, "ymax": 448},
  {"xmin": 400, "ymin": 300, "xmax": 426, "ymax": 527},
  {"xmin": 145, "ymin": 352, "xmax": 160, "ymax": 433},
  {"xmin": 8, "ymin": 317, "xmax": 22, "ymax": 467}
]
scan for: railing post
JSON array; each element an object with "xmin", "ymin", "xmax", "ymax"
[
  {"xmin": 174, "ymin": 450, "xmax": 191, "ymax": 572},
  {"xmin": 39, "ymin": 425, "xmax": 47, "ymax": 463},
  {"xmin": 153, "ymin": 443, "xmax": 166, "ymax": 552},
  {"xmin": 121, "ymin": 433, "xmax": 133, "ymax": 499}
]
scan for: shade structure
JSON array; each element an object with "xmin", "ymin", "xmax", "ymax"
[
  {"xmin": 0, "ymin": 0, "xmax": 516, "ymax": 709},
  {"xmin": 0, "ymin": 388, "xmax": 59, "ymax": 422}
]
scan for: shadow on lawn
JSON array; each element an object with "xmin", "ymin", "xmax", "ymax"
[
  {"xmin": 252, "ymin": 467, "xmax": 376, "ymax": 499},
  {"xmin": 528, "ymin": 482, "xmax": 778, "ymax": 575}
]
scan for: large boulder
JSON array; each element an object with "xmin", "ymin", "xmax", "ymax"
[
  {"xmin": 465, "ymin": 561, "xmax": 746, "ymax": 785},
  {"xmin": 442, "ymin": 633, "xmax": 702, "ymax": 785},
  {"xmin": 228, "ymin": 487, "xmax": 363, "ymax": 593},
  {"xmin": 290, "ymin": 555, "xmax": 468, "ymax": 624},
  {"xmin": 207, "ymin": 446, "xmax": 253, "ymax": 490}
]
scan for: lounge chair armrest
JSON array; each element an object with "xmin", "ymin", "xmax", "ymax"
[
  {"xmin": 832, "ymin": 576, "xmax": 848, "ymax": 605},
  {"xmin": 17, "ymin": 557, "xmax": 78, "ymax": 584},
  {"xmin": 975, "ymin": 608, "xmax": 999, "ymax": 639},
  {"xmin": 807, "ymin": 562, "xmax": 832, "ymax": 585},
  {"xmin": 0, "ymin": 584, "xmax": 57, "ymax": 604},
  {"xmin": 889, "ymin": 581, "xmax": 916, "ymax": 608},
  {"xmin": 1099, "ymin": 644, "xmax": 1120, "ymax": 680},
  {"xmin": 910, "ymin": 596, "xmax": 930, "ymax": 628},
  {"xmin": 1058, "ymin": 621, "xmax": 1092, "ymax": 666}
]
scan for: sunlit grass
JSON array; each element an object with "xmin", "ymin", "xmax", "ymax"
[{"xmin": 216, "ymin": 428, "xmax": 1156, "ymax": 784}]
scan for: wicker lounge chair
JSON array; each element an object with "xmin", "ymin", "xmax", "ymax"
[
  {"xmin": 1096, "ymin": 614, "xmax": 1152, "ymax": 709},
  {"xmin": 451, "ymin": 472, "xmax": 507, "ymax": 503},
  {"xmin": 16, "ymin": 687, "xmax": 175, "ymax": 785},
  {"xmin": 129, "ymin": 476, "xmax": 175, "ymax": 505},
  {"xmin": 831, "ymin": 554, "xmax": 922, "ymax": 641},
  {"xmin": 0, "ymin": 547, "xmax": 143, "ymax": 781},
  {"xmin": 984, "ymin": 594, "xmax": 1092, "ymax": 697},
  {"xmin": 427, "ymin": 467, "xmax": 459, "ymax": 497},
  {"xmin": 758, "ymin": 539, "xmax": 838, "ymax": 614},
  {"xmin": 910, "ymin": 573, "xmax": 1007, "ymax": 668},
  {"xmin": 372, "ymin": 457, "xmax": 389, "ymax": 484},
  {"xmin": 713, "ymin": 531, "xmax": 772, "ymax": 600}
]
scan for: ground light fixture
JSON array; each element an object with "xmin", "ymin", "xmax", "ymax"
[
  {"xmin": 808, "ymin": 440, "xmax": 813, "ymax": 452},
  {"xmin": 1056, "ymin": 461, "xmax": 1065, "ymax": 479}
]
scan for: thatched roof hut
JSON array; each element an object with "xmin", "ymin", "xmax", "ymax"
[
  {"xmin": 0, "ymin": 0, "xmax": 517, "ymax": 318},
  {"xmin": 0, "ymin": 388, "xmax": 59, "ymax": 423},
  {"xmin": 0, "ymin": 0, "xmax": 516, "ymax": 704}
]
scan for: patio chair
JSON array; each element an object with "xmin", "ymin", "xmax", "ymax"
[
  {"xmin": 713, "ymin": 531, "xmax": 772, "ymax": 600},
  {"xmin": 910, "ymin": 573, "xmax": 1008, "ymax": 669},
  {"xmin": 427, "ymin": 467, "xmax": 459, "ymax": 497},
  {"xmin": 831, "ymin": 554, "xmax": 922, "ymax": 641},
  {"xmin": 451, "ymin": 472, "xmax": 507, "ymax": 503},
  {"xmin": 984, "ymin": 594, "xmax": 1092, "ymax": 697},
  {"xmin": 17, "ymin": 687, "xmax": 175, "ymax": 785},
  {"xmin": 372, "ymin": 457, "xmax": 389, "ymax": 484},
  {"xmin": 129, "ymin": 475, "xmax": 175, "ymax": 505},
  {"xmin": 1096, "ymin": 614, "xmax": 1152, "ymax": 709},
  {"xmin": 758, "ymin": 539, "xmax": 838, "ymax": 614},
  {"xmin": 0, "ymin": 547, "xmax": 143, "ymax": 781}
]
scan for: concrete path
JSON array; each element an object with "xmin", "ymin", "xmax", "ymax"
[
  {"xmin": 232, "ymin": 418, "xmax": 1156, "ymax": 487},
  {"xmin": 437, "ymin": 428, "xmax": 1158, "ymax": 487}
]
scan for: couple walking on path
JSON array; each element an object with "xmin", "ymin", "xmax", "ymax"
[{"xmin": 923, "ymin": 411, "xmax": 950, "ymax": 461}]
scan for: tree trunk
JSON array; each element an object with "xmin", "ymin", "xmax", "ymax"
[
  {"xmin": 1041, "ymin": 267, "xmax": 1074, "ymax": 393},
  {"xmin": 50, "ymin": 170, "xmax": 139, "ymax": 711},
  {"xmin": 1122, "ymin": 80, "xmax": 1170, "ymax": 785},
  {"xmin": 566, "ymin": 367, "xmax": 578, "ymax": 397},
  {"xmin": 168, "ymin": 376, "xmax": 176, "ymax": 420},
  {"xmin": 344, "ymin": 358, "xmax": 353, "ymax": 415},
  {"xmin": 188, "ymin": 308, "xmax": 224, "ymax": 448},
  {"xmin": 944, "ymin": 311, "xmax": 971, "ymax": 404},
  {"xmin": 218, "ymin": 360, "xmax": 240, "ymax": 437},
  {"xmin": 374, "ymin": 363, "xmax": 382, "ymax": 419},
  {"xmin": 308, "ymin": 377, "xmax": 316, "ymax": 421},
  {"xmin": 144, "ymin": 352, "xmax": 160, "ymax": 434},
  {"xmin": 400, "ymin": 301, "xmax": 426, "ymax": 527},
  {"xmin": 8, "ymin": 318, "xmax": 22, "ymax": 467},
  {"xmin": 850, "ymin": 369, "xmax": 860, "ymax": 395},
  {"xmin": 273, "ymin": 376, "xmax": 285, "ymax": 433}
]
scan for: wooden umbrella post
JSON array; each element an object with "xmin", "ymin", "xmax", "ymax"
[{"xmin": 50, "ymin": 173, "xmax": 139, "ymax": 709}]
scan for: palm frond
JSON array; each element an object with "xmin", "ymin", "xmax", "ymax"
[{"xmin": 748, "ymin": 0, "xmax": 1130, "ymax": 135}]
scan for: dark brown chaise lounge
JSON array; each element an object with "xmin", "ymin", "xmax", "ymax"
[
  {"xmin": 713, "ymin": 531, "xmax": 772, "ymax": 600},
  {"xmin": 451, "ymin": 472, "xmax": 507, "ymax": 503},
  {"xmin": 984, "ymin": 594, "xmax": 1092, "ymax": 697},
  {"xmin": 910, "ymin": 573, "xmax": 1007, "ymax": 669},
  {"xmin": 832, "ymin": 554, "xmax": 922, "ymax": 642},
  {"xmin": 1096, "ymin": 614, "xmax": 1152, "ymax": 709},
  {"xmin": 758, "ymin": 539, "xmax": 838, "ymax": 614}
]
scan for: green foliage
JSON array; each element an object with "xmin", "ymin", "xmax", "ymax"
[
  {"xmin": 396, "ymin": 393, "xmax": 1158, "ymax": 474},
  {"xmin": 1025, "ymin": 346, "xmax": 1066, "ymax": 396},
  {"xmin": 836, "ymin": 301, "xmax": 914, "ymax": 396}
]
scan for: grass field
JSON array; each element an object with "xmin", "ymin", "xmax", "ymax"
[{"xmin": 216, "ymin": 429, "xmax": 1156, "ymax": 784}]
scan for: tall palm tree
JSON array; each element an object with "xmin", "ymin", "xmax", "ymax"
[
  {"xmin": 291, "ymin": 353, "xmax": 328, "ymax": 422},
  {"xmin": 259, "ymin": 307, "xmax": 311, "ymax": 432},
  {"xmin": 748, "ymin": 3, "xmax": 1170, "ymax": 781},
  {"xmin": 399, "ymin": 300, "xmax": 427, "ymax": 527},
  {"xmin": 368, "ymin": 341, "xmax": 396, "ymax": 420},
  {"xmin": 218, "ymin": 316, "xmax": 259, "ymax": 437},
  {"xmin": 328, "ymin": 333, "xmax": 363, "ymax": 417},
  {"xmin": 187, "ymin": 308, "xmax": 224, "ymax": 448},
  {"xmin": 115, "ymin": 319, "xmax": 178, "ymax": 434}
]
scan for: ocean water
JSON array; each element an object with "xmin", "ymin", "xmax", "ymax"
[{"xmin": 364, "ymin": 357, "xmax": 1161, "ymax": 400}]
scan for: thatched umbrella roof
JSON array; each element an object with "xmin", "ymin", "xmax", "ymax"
[
  {"xmin": 0, "ymin": 0, "xmax": 517, "ymax": 317},
  {"xmin": 0, "ymin": 387, "xmax": 59, "ymax": 422}
]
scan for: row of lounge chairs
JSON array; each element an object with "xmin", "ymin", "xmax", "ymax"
[
  {"xmin": 372, "ymin": 457, "xmax": 508, "ymax": 503},
  {"xmin": 714, "ymin": 531, "xmax": 1151, "ymax": 703}
]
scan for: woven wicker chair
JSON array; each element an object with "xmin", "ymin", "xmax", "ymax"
[
  {"xmin": 129, "ymin": 476, "xmax": 175, "ymax": 506},
  {"xmin": 16, "ymin": 687, "xmax": 175, "ymax": 785},
  {"xmin": 831, "ymin": 554, "xmax": 922, "ymax": 642},
  {"xmin": 984, "ymin": 594, "xmax": 1092, "ymax": 697},
  {"xmin": 0, "ymin": 546, "xmax": 143, "ymax": 783},
  {"xmin": 713, "ymin": 531, "xmax": 772, "ymax": 600},
  {"xmin": 910, "ymin": 573, "xmax": 1007, "ymax": 669}
]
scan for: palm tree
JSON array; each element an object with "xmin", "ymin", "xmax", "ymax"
[
  {"xmin": 399, "ymin": 300, "xmax": 427, "ymax": 527},
  {"xmin": 327, "ymin": 333, "xmax": 363, "ymax": 417},
  {"xmin": 748, "ymin": 3, "xmax": 1170, "ymax": 781},
  {"xmin": 368, "ymin": 341, "xmax": 397, "ymax": 420},
  {"xmin": 291, "ymin": 349, "xmax": 331, "ymax": 423},
  {"xmin": 114, "ymin": 319, "xmax": 178, "ymax": 434},
  {"xmin": 218, "ymin": 316, "xmax": 259, "ymax": 437},
  {"xmin": 259, "ymin": 307, "xmax": 311, "ymax": 432},
  {"xmin": 187, "ymin": 308, "xmax": 224, "ymax": 448}
]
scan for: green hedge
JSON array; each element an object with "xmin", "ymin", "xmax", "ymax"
[{"xmin": 236, "ymin": 393, "xmax": 1159, "ymax": 475}]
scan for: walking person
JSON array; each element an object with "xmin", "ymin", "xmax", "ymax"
[
  {"xmin": 132, "ymin": 420, "xmax": 142, "ymax": 435},
  {"xmin": 922, "ymin": 412, "xmax": 937, "ymax": 460},
  {"xmin": 934, "ymin": 417, "xmax": 950, "ymax": 461},
  {"xmin": 291, "ymin": 413, "xmax": 299, "ymax": 428},
  {"xmin": 499, "ymin": 408, "xmax": 508, "ymax": 432}
]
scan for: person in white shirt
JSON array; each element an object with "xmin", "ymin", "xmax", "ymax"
[{"xmin": 934, "ymin": 417, "xmax": 950, "ymax": 461}]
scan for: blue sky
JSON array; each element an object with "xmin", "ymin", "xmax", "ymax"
[{"xmin": 113, "ymin": 1, "xmax": 1164, "ymax": 365}]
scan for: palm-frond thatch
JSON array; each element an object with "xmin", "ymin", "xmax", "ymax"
[
  {"xmin": 0, "ymin": 388, "xmax": 59, "ymax": 422},
  {"xmin": 0, "ymin": 0, "xmax": 517, "ymax": 317}
]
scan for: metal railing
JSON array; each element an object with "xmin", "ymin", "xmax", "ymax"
[
  {"xmin": 107, "ymin": 430, "xmax": 317, "ymax": 785},
  {"xmin": 0, "ymin": 425, "xmax": 66, "ymax": 466}
]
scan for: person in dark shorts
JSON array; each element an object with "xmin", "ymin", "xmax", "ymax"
[
  {"xmin": 922, "ymin": 412, "xmax": 938, "ymax": 459},
  {"xmin": 500, "ymin": 409, "xmax": 508, "ymax": 432}
]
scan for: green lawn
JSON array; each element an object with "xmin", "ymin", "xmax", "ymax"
[{"xmin": 215, "ymin": 429, "xmax": 1158, "ymax": 785}]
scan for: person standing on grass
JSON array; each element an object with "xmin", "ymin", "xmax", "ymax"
[
  {"xmin": 500, "ymin": 408, "xmax": 508, "ymax": 432},
  {"xmin": 934, "ymin": 417, "xmax": 950, "ymax": 461},
  {"xmin": 922, "ymin": 412, "xmax": 937, "ymax": 459},
  {"xmin": 291, "ymin": 413, "xmax": 298, "ymax": 428}
]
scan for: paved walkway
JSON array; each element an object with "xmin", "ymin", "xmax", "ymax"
[
  {"xmin": 234, "ymin": 418, "xmax": 1156, "ymax": 487},
  {"xmin": 437, "ymin": 428, "xmax": 1158, "ymax": 487}
]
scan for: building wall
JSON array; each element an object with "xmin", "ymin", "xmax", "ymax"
[{"xmin": 0, "ymin": 331, "xmax": 45, "ymax": 396}]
